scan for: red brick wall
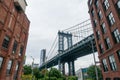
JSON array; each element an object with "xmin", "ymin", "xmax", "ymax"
[
  {"xmin": 88, "ymin": 0, "xmax": 120, "ymax": 80},
  {"xmin": 0, "ymin": 0, "xmax": 30, "ymax": 80}
]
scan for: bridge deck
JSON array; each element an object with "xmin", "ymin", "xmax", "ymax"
[{"xmin": 40, "ymin": 34, "xmax": 97, "ymax": 70}]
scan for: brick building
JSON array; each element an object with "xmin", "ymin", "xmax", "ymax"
[
  {"xmin": 88, "ymin": 0, "xmax": 120, "ymax": 80},
  {"xmin": 0, "ymin": 0, "xmax": 30, "ymax": 80}
]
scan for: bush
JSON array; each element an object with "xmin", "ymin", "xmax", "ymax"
[
  {"xmin": 67, "ymin": 76, "xmax": 78, "ymax": 80},
  {"xmin": 21, "ymin": 74, "xmax": 34, "ymax": 80}
]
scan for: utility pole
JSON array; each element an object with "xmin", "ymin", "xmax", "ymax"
[
  {"xmin": 91, "ymin": 40, "xmax": 99, "ymax": 80},
  {"xmin": 31, "ymin": 56, "xmax": 34, "ymax": 80}
]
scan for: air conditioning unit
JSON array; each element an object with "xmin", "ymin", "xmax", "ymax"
[{"xmin": 14, "ymin": 0, "xmax": 27, "ymax": 12}]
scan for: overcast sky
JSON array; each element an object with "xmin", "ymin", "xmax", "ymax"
[{"xmin": 25, "ymin": 0, "xmax": 99, "ymax": 71}]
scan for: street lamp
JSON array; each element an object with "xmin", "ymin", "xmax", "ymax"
[
  {"xmin": 31, "ymin": 56, "xmax": 34, "ymax": 80},
  {"xmin": 91, "ymin": 40, "xmax": 99, "ymax": 80}
]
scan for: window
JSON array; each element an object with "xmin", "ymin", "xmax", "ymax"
[
  {"xmin": 98, "ymin": 10, "xmax": 103, "ymax": 20},
  {"xmin": 105, "ymin": 37, "xmax": 111, "ymax": 49},
  {"xmin": 12, "ymin": 40, "xmax": 18, "ymax": 54},
  {"xmin": 117, "ymin": 50, "xmax": 120, "ymax": 61},
  {"xmin": 19, "ymin": 46, "xmax": 24, "ymax": 56},
  {"xmin": 117, "ymin": 0, "xmax": 120, "ymax": 8},
  {"xmin": 91, "ymin": 9, "xmax": 94, "ymax": 17},
  {"xmin": 2, "ymin": 36, "xmax": 10, "ymax": 49},
  {"xmin": 0, "ymin": 57, "xmax": 3, "ymax": 69},
  {"xmin": 102, "ymin": 59, "xmax": 108, "ymax": 72},
  {"xmin": 101, "ymin": 23, "xmax": 107, "ymax": 34},
  {"xmin": 114, "ymin": 77, "xmax": 120, "ymax": 80},
  {"xmin": 115, "ymin": 0, "xmax": 120, "ymax": 16},
  {"xmin": 103, "ymin": 0, "xmax": 110, "ymax": 10},
  {"xmin": 95, "ymin": 0, "xmax": 99, "ymax": 8},
  {"xmin": 99, "ymin": 44, "xmax": 104, "ymax": 53},
  {"xmin": 6, "ymin": 60, "xmax": 12, "ymax": 74},
  {"xmin": 109, "ymin": 55, "xmax": 117, "ymax": 71},
  {"xmin": 112, "ymin": 29, "xmax": 120, "ymax": 43},
  {"xmin": 96, "ymin": 31, "xmax": 100, "ymax": 40},
  {"xmin": 13, "ymin": 62, "xmax": 19, "ymax": 80},
  {"xmin": 93, "ymin": 19, "xmax": 97, "ymax": 27},
  {"xmin": 106, "ymin": 78, "xmax": 111, "ymax": 80},
  {"xmin": 89, "ymin": 0, "xmax": 93, "ymax": 5},
  {"xmin": 107, "ymin": 12, "xmax": 115, "ymax": 26}
]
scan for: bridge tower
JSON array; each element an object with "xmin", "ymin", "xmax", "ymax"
[{"xmin": 58, "ymin": 31, "xmax": 75, "ymax": 75}]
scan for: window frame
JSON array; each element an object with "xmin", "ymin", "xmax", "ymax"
[
  {"xmin": 12, "ymin": 40, "xmax": 18, "ymax": 54},
  {"xmin": 6, "ymin": 60, "xmax": 13, "ymax": 75},
  {"xmin": 103, "ymin": 0, "xmax": 110, "ymax": 11},
  {"xmin": 107, "ymin": 12, "xmax": 115, "ymax": 26},
  {"xmin": 98, "ymin": 10, "xmax": 103, "ymax": 20},
  {"xmin": 112, "ymin": 29, "xmax": 120, "ymax": 43},
  {"xmin": 99, "ymin": 44, "xmax": 104, "ymax": 53},
  {"xmin": 19, "ymin": 46, "xmax": 24, "ymax": 56},
  {"xmin": 102, "ymin": 59, "xmax": 109, "ymax": 72},
  {"xmin": 101, "ymin": 23, "xmax": 107, "ymax": 34},
  {"xmin": 0, "ymin": 57, "xmax": 3, "ymax": 69},
  {"xmin": 2, "ymin": 36, "xmax": 10, "ymax": 49},
  {"xmin": 108, "ymin": 55, "xmax": 117, "ymax": 71},
  {"xmin": 105, "ymin": 37, "xmax": 111, "ymax": 49},
  {"xmin": 117, "ymin": 50, "xmax": 120, "ymax": 62},
  {"xmin": 91, "ymin": 8, "xmax": 94, "ymax": 17},
  {"xmin": 13, "ymin": 62, "xmax": 20, "ymax": 80},
  {"xmin": 95, "ymin": 0, "xmax": 99, "ymax": 8},
  {"xmin": 96, "ymin": 30, "xmax": 100, "ymax": 40},
  {"xmin": 93, "ymin": 19, "xmax": 97, "ymax": 27}
]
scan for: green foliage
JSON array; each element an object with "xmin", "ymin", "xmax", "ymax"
[
  {"xmin": 67, "ymin": 76, "xmax": 78, "ymax": 80},
  {"xmin": 21, "ymin": 74, "xmax": 33, "ymax": 80},
  {"xmin": 39, "ymin": 68, "xmax": 78, "ymax": 80},
  {"xmin": 23, "ymin": 65, "xmax": 32, "ymax": 75},
  {"xmin": 41, "ymin": 69, "xmax": 49, "ymax": 77},
  {"xmin": 87, "ymin": 65, "xmax": 103, "ymax": 80},
  {"xmin": 33, "ymin": 68, "xmax": 44, "ymax": 79},
  {"xmin": 49, "ymin": 68, "xmax": 62, "ymax": 78}
]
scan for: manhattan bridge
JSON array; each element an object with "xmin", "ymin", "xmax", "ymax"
[{"xmin": 40, "ymin": 19, "xmax": 98, "ymax": 76}]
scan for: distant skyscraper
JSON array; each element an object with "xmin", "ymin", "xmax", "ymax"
[{"xmin": 40, "ymin": 49, "xmax": 46, "ymax": 66}]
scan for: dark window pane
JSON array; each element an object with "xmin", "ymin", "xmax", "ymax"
[
  {"xmin": 102, "ymin": 59, "xmax": 108, "ymax": 72},
  {"xmin": 107, "ymin": 12, "xmax": 115, "ymax": 26},
  {"xmin": 12, "ymin": 40, "xmax": 18, "ymax": 54},
  {"xmin": 19, "ymin": 46, "xmax": 24, "ymax": 56},
  {"xmin": 99, "ymin": 44, "xmax": 104, "ymax": 53},
  {"xmin": 117, "ymin": 50, "xmax": 120, "ymax": 62},
  {"xmin": 101, "ymin": 23, "xmax": 107, "ymax": 34},
  {"xmin": 103, "ymin": 0, "xmax": 110, "ymax": 11},
  {"xmin": 6, "ymin": 60, "xmax": 12, "ymax": 74},
  {"xmin": 112, "ymin": 29, "xmax": 120, "ymax": 43},
  {"xmin": 2, "ymin": 36, "xmax": 10, "ymax": 49},
  {"xmin": 0, "ymin": 57, "xmax": 3, "ymax": 69},
  {"xmin": 105, "ymin": 37, "xmax": 111, "ymax": 49}
]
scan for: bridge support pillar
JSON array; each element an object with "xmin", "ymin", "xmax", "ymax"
[
  {"xmin": 58, "ymin": 59, "xmax": 61, "ymax": 72},
  {"xmin": 68, "ymin": 61, "xmax": 75, "ymax": 76},
  {"xmin": 72, "ymin": 61, "xmax": 75, "ymax": 75},
  {"xmin": 61, "ymin": 62, "xmax": 65, "ymax": 75}
]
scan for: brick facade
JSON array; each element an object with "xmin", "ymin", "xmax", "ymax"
[
  {"xmin": 0, "ymin": 0, "xmax": 30, "ymax": 80},
  {"xmin": 88, "ymin": 0, "xmax": 120, "ymax": 80}
]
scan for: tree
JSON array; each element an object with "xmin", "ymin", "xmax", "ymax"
[
  {"xmin": 49, "ymin": 68, "xmax": 62, "ymax": 78},
  {"xmin": 33, "ymin": 68, "xmax": 44, "ymax": 80},
  {"xmin": 87, "ymin": 65, "xmax": 103, "ymax": 80},
  {"xmin": 23, "ymin": 65, "xmax": 32, "ymax": 75}
]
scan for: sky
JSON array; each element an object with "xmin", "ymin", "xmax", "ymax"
[{"xmin": 25, "ymin": 0, "xmax": 99, "ymax": 71}]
